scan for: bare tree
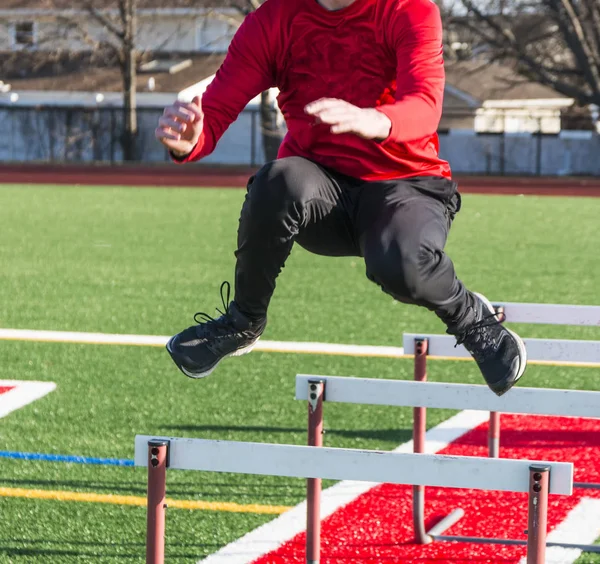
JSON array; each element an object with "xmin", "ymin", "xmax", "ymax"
[
  {"xmin": 446, "ymin": 0, "xmax": 600, "ymax": 113},
  {"xmin": 18, "ymin": 0, "xmax": 149, "ymax": 161},
  {"xmin": 65, "ymin": 0, "xmax": 140, "ymax": 161},
  {"xmin": 63, "ymin": 0, "xmax": 282, "ymax": 161},
  {"xmin": 122, "ymin": 0, "xmax": 138, "ymax": 161}
]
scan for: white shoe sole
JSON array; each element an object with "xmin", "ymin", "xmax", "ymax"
[
  {"xmin": 167, "ymin": 337, "xmax": 260, "ymax": 379},
  {"xmin": 473, "ymin": 292, "xmax": 528, "ymax": 385}
]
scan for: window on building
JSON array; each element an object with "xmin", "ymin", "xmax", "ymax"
[{"xmin": 13, "ymin": 22, "xmax": 35, "ymax": 47}]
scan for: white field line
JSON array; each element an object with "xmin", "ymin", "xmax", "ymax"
[
  {"xmin": 518, "ymin": 497, "xmax": 600, "ymax": 564},
  {"xmin": 0, "ymin": 328, "xmax": 406, "ymax": 358},
  {"xmin": 0, "ymin": 380, "xmax": 56, "ymax": 419},
  {"xmin": 0, "ymin": 328, "xmax": 168, "ymax": 347},
  {"xmin": 197, "ymin": 409, "xmax": 490, "ymax": 564},
  {"xmin": 2, "ymin": 328, "xmax": 598, "ymax": 367}
]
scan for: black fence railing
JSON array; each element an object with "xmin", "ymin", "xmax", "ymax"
[{"xmin": 1, "ymin": 105, "xmax": 598, "ymax": 176}]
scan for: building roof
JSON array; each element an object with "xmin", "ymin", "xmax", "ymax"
[
  {"xmin": 445, "ymin": 61, "xmax": 567, "ymax": 102},
  {"xmin": 1, "ymin": 51, "xmax": 225, "ymax": 95},
  {"xmin": 2, "ymin": 49, "xmax": 570, "ymax": 110}
]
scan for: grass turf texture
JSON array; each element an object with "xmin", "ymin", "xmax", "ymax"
[{"xmin": 0, "ymin": 184, "xmax": 599, "ymax": 563}]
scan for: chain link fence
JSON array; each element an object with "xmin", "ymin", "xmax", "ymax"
[{"xmin": 1, "ymin": 104, "xmax": 599, "ymax": 176}]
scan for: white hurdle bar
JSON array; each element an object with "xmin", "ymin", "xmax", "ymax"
[
  {"xmin": 460, "ymin": 301, "xmax": 600, "ymax": 460},
  {"xmin": 491, "ymin": 302, "xmax": 600, "ymax": 326},
  {"xmin": 295, "ymin": 374, "xmax": 600, "ymax": 557},
  {"xmin": 403, "ymin": 333, "xmax": 600, "ymax": 365},
  {"xmin": 484, "ymin": 301, "xmax": 600, "ymax": 466},
  {"xmin": 403, "ymin": 331, "xmax": 600, "ymax": 488},
  {"xmin": 135, "ymin": 434, "xmax": 572, "ymax": 564},
  {"xmin": 295, "ymin": 375, "xmax": 600, "ymax": 418}
]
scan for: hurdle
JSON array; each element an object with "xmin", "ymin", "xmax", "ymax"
[
  {"xmin": 136, "ymin": 434, "xmax": 572, "ymax": 564},
  {"xmin": 403, "ymin": 300, "xmax": 600, "ymax": 471},
  {"xmin": 490, "ymin": 302, "xmax": 600, "ymax": 470},
  {"xmin": 457, "ymin": 301, "xmax": 600, "ymax": 461},
  {"xmin": 295, "ymin": 374, "xmax": 600, "ymax": 555}
]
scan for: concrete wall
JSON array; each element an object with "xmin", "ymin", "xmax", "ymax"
[{"xmin": 438, "ymin": 130, "xmax": 599, "ymax": 175}]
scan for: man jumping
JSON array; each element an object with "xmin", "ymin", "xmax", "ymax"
[{"xmin": 155, "ymin": 0, "xmax": 527, "ymax": 396}]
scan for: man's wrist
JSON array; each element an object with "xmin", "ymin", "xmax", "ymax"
[
  {"xmin": 371, "ymin": 107, "xmax": 394, "ymax": 142},
  {"xmin": 364, "ymin": 108, "xmax": 392, "ymax": 141},
  {"xmin": 169, "ymin": 148, "xmax": 192, "ymax": 161},
  {"xmin": 374, "ymin": 111, "xmax": 392, "ymax": 141}
]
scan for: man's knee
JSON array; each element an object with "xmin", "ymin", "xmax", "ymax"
[
  {"xmin": 248, "ymin": 157, "xmax": 316, "ymax": 214},
  {"xmin": 365, "ymin": 240, "xmax": 441, "ymax": 303}
]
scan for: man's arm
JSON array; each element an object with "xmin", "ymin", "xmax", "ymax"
[
  {"xmin": 172, "ymin": 10, "xmax": 275, "ymax": 163},
  {"xmin": 375, "ymin": 0, "xmax": 445, "ymax": 144}
]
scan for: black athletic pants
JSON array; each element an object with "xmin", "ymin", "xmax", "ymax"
[{"xmin": 234, "ymin": 156, "xmax": 474, "ymax": 329}]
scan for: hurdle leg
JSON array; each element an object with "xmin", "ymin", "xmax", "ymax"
[
  {"xmin": 413, "ymin": 338, "xmax": 465, "ymax": 543},
  {"xmin": 488, "ymin": 305, "xmax": 505, "ymax": 459},
  {"xmin": 412, "ymin": 338, "xmax": 433, "ymax": 544},
  {"xmin": 526, "ymin": 465, "xmax": 550, "ymax": 564},
  {"xmin": 146, "ymin": 439, "xmax": 169, "ymax": 564},
  {"xmin": 306, "ymin": 380, "xmax": 325, "ymax": 564},
  {"xmin": 488, "ymin": 412, "xmax": 500, "ymax": 458}
]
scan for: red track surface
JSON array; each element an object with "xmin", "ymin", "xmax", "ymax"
[
  {"xmin": 1, "ymin": 163, "xmax": 600, "ymax": 196},
  {"xmin": 0, "ymin": 386, "xmax": 15, "ymax": 395},
  {"xmin": 253, "ymin": 414, "xmax": 600, "ymax": 563}
]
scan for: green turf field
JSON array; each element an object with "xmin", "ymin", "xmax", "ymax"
[{"xmin": 0, "ymin": 184, "xmax": 599, "ymax": 563}]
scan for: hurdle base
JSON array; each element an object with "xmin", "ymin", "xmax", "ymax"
[
  {"xmin": 425, "ymin": 508, "xmax": 465, "ymax": 539},
  {"xmin": 431, "ymin": 535, "xmax": 600, "ymax": 553},
  {"xmin": 574, "ymin": 481, "xmax": 600, "ymax": 490}
]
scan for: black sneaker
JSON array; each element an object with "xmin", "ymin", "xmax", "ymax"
[
  {"xmin": 449, "ymin": 292, "xmax": 527, "ymax": 396},
  {"xmin": 166, "ymin": 282, "xmax": 266, "ymax": 379}
]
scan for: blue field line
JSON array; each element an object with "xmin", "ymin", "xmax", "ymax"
[{"xmin": 0, "ymin": 450, "xmax": 134, "ymax": 466}]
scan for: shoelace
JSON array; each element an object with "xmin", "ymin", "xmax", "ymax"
[
  {"xmin": 455, "ymin": 309, "xmax": 505, "ymax": 349},
  {"xmin": 193, "ymin": 281, "xmax": 235, "ymax": 335}
]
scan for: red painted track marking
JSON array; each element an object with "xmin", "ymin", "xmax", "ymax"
[
  {"xmin": 253, "ymin": 414, "xmax": 600, "ymax": 563},
  {"xmin": 0, "ymin": 386, "xmax": 15, "ymax": 395}
]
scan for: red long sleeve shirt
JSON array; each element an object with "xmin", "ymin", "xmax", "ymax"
[{"xmin": 179, "ymin": 0, "xmax": 452, "ymax": 180}]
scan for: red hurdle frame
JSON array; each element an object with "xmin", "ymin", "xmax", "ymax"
[
  {"xmin": 303, "ymin": 373, "xmax": 557, "ymax": 564},
  {"xmin": 306, "ymin": 380, "xmax": 325, "ymax": 564},
  {"xmin": 486, "ymin": 304, "xmax": 599, "ymax": 491},
  {"xmin": 146, "ymin": 439, "xmax": 169, "ymax": 564},
  {"xmin": 412, "ymin": 338, "xmax": 465, "ymax": 544},
  {"xmin": 143, "ymin": 433, "xmax": 562, "ymax": 564},
  {"xmin": 411, "ymin": 336, "xmax": 600, "ymax": 556}
]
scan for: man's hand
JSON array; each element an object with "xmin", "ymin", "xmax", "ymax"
[
  {"xmin": 155, "ymin": 96, "xmax": 204, "ymax": 157},
  {"xmin": 304, "ymin": 98, "xmax": 391, "ymax": 141}
]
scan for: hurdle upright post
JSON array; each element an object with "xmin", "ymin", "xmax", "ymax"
[
  {"xmin": 489, "ymin": 411, "xmax": 500, "ymax": 458},
  {"xmin": 146, "ymin": 439, "xmax": 169, "ymax": 564},
  {"xmin": 306, "ymin": 380, "xmax": 325, "ymax": 564},
  {"xmin": 527, "ymin": 465, "xmax": 550, "ymax": 564},
  {"xmin": 413, "ymin": 338, "xmax": 432, "ymax": 544},
  {"xmin": 489, "ymin": 305, "xmax": 505, "ymax": 458},
  {"xmin": 411, "ymin": 339, "xmax": 466, "ymax": 543}
]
